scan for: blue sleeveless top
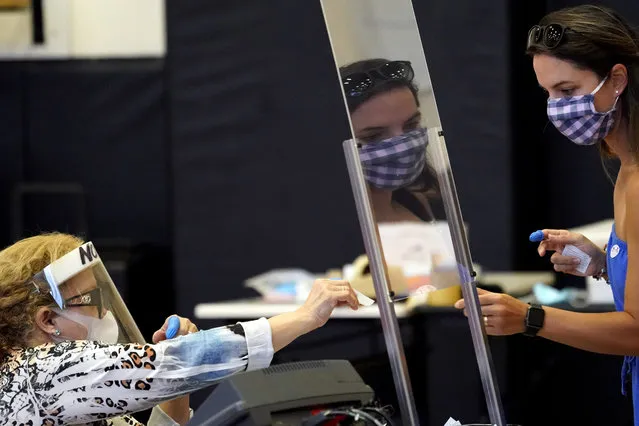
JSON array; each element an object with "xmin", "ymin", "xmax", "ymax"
[{"xmin": 606, "ymin": 224, "xmax": 637, "ymax": 424}]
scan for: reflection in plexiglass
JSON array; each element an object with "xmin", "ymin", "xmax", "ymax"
[{"xmin": 320, "ymin": 0, "xmax": 507, "ymax": 424}]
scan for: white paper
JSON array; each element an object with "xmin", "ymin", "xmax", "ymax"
[
  {"xmin": 443, "ymin": 418, "xmax": 462, "ymax": 426},
  {"xmin": 562, "ymin": 244, "xmax": 591, "ymax": 275},
  {"xmin": 354, "ymin": 289, "xmax": 375, "ymax": 306},
  {"xmin": 377, "ymin": 221, "xmax": 458, "ymax": 275}
]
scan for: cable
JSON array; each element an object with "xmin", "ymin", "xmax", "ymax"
[
  {"xmin": 302, "ymin": 405, "xmax": 395, "ymax": 426},
  {"xmin": 360, "ymin": 405, "xmax": 395, "ymax": 424}
]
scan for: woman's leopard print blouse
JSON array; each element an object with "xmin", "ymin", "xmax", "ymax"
[{"xmin": 0, "ymin": 318, "xmax": 273, "ymax": 425}]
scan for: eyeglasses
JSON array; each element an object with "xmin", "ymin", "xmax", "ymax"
[
  {"xmin": 342, "ymin": 60, "xmax": 414, "ymax": 98},
  {"xmin": 527, "ymin": 24, "xmax": 568, "ymax": 49},
  {"xmin": 62, "ymin": 288, "xmax": 105, "ymax": 318}
]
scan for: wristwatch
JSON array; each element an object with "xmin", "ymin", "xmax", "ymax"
[{"xmin": 524, "ymin": 303, "xmax": 545, "ymax": 337}]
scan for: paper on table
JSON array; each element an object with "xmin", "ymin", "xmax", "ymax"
[{"xmin": 562, "ymin": 244, "xmax": 591, "ymax": 275}]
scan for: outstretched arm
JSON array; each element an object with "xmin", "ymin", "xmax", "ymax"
[
  {"xmin": 455, "ymin": 177, "xmax": 639, "ymax": 355},
  {"xmin": 22, "ymin": 279, "xmax": 358, "ymax": 424}
]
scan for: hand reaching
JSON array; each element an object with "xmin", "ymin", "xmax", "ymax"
[
  {"xmin": 454, "ymin": 288, "xmax": 528, "ymax": 336},
  {"xmin": 296, "ymin": 279, "xmax": 359, "ymax": 330}
]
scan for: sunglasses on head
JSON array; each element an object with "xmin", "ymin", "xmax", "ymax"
[
  {"xmin": 527, "ymin": 23, "xmax": 569, "ymax": 50},
  {"xmin": 342, "ymin": 60, "xmax": 414, "ymax": 98}
]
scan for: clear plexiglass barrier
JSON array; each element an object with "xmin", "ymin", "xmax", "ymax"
[{"xmin": 319, "ymin": 0, "xmax": 508, "ymax": 425}]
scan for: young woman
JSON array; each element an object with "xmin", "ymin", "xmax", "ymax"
[
  {"xmin": 455, "ymin": 5, "xmax": 639, "ymax": 424},
  {"xmin": 339, "ymin": 58, "xmax": 440, "ymax": 223}
]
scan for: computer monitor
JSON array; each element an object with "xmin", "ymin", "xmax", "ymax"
[{"xmin": 188, "ymin": 360, "xmax": 375, "ymax": 426}]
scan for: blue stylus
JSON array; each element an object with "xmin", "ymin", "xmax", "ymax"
[
  {"xmin": 529, "ymin": 230, "xmax": 545, "ymax": 242},
  {"xmin": 166, "ymin": 316, "xmax": 180, "ymax": 339}
]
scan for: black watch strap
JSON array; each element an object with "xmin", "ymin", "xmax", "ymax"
[{"xmin": 524, "ymin": 303, "xmax": 545, "ymax": 337}]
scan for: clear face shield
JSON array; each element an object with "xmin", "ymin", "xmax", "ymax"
[{"xmin": 30, "ymin": 242, "xmax": 145, "ymax": 344}]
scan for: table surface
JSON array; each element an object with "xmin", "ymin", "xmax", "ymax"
[
  {"xmin": 194, "ymin": 298, "xmax": 411, "ymax": 319},
  {"xmin": 194, "ymin": 271, "xmax": 557, "ymax": 320}
]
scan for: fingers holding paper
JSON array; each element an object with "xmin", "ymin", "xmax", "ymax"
[
  {"xmin": 535, "ymin": 229, "xmax": 605, "ymax": 277},
  {"xmin": 298, "ymin": 279, "xmax": 359, "ymax": 329}
]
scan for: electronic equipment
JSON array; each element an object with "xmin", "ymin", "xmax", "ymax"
[{"xmin": 187, "ymin": 360, "xmax": 376, "ymax": 426}]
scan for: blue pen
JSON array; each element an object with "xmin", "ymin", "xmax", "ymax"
[
  {"xmin": 166, "ymin": 316, "xmax": 180, "ymax": 339},
  {"xmin": 529, "ymin": 230, "xmax": 545, "ymax": 242}
]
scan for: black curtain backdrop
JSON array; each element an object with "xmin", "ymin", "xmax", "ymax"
[
  {"xmin": 0, "ymin": 60, "xmax": 170, "ymax": 245},
  {"xmin": 414, "ymin": 0, "xmax": 513, "ymax": 273},
  {"xmin": 166, "ymin": 0, "xmax": 364, "ymax": 312}
]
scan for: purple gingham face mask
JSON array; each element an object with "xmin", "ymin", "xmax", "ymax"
[
  {"xmin": 358, "ymin": 127, "xmax": 428, "ymax": 189},
  {"xmin": 547, "ymin": 77, "xmax": 618, "ymax": 146}
]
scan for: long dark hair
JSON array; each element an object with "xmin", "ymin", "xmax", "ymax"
[
  {"xmin": 339, "ymin": 58, "xmax": 440, "ymax": 221},
  {"xmin": 526, "ymin": 5, "xmax": 639, "ymax": 175}
]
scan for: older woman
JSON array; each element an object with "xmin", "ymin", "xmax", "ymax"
[{"xmin": 0, "ymin": 232, "xmax": 359, "ymax": 425}]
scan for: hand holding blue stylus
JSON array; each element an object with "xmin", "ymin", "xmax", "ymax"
[
  {"xmin": 528, "ymin": 229, "xmax": 595, "ymax": 275},
  {"xmin": 166, "ymin": 315, "xmax": 181, "ymax": 339},
  {"xmin": 152, "ymin": 315, "xmax": 199, "ymax": 343}
]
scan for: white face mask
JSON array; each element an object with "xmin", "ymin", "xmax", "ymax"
[{"xmin": 53, "ymin": 309, "xmax": 120, "ymax": 344}]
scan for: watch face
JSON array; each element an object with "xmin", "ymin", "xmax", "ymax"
[{"xmin": 527, "ymin": 306, "xmax": 544, "ymax": 328}]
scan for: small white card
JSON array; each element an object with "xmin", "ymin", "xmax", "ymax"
[
  {"xmin": 354, "ymin": 289, "xmax": 375, "ymax": 306},
  {"xmin": 562, "ymin": 244, "xmax": 591, "ymax": 274}
]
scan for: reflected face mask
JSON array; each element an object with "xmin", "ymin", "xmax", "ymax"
[
  {"xmin": 358, "ymin": 127, "xmax": 428, "ymax": 190},
  {"xmin": 547, "ymin": 77, "xmax": 618, "ymax": 146}
]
